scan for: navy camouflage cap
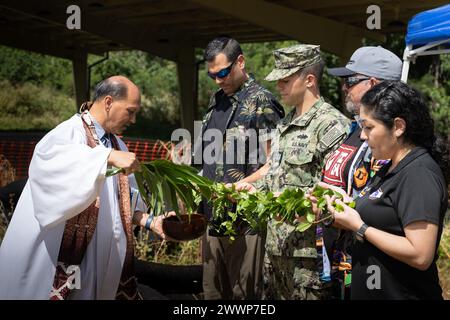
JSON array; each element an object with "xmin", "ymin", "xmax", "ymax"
[{"xmin": 265, "ymin": 44, "xmax": 322, "ymax": 81}]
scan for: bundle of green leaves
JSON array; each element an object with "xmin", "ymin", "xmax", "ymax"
[
  {"xmin": 107, "ymin": 160, "xmax": 212, "ymax": 218},
  {"xmin": 210, "ymin": 184, "xmax": 356, "ymax": 239},
  {"xmin": 107, "ymin": 160, "xmax": 355, "ymax": 238}
]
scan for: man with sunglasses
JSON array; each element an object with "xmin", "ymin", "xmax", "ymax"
[
  {"xmin": 321, "ymin": 46, "xmax": 402, "ymax": 299},
  {"xmin": 198, "ymin": 37, "xmax": 284, "ymax": 300}
]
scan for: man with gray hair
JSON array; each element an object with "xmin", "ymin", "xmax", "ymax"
[{"xmin": 321, "ymin": 46, "xmax": 403, "ymax": 299}]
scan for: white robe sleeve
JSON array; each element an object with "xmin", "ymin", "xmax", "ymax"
[{"xmin": 28, "ymin": 116, "xmax": 112, "ymax": 230}]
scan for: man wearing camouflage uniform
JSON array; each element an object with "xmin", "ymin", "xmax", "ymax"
[{"xmin": 237, "ymin": 44, "xmax": 350, "ymax": 299}]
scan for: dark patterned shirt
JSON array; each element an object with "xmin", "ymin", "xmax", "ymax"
[{"xmin": 196, "ymin": 74, "xmax": 284, "ymax": 232}]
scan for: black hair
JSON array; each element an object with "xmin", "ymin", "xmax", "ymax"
[
  {"xmin": 92, "ymin": 78, "xmax": 128, "ymax": 102},
  {"xmin": 299, "ymin": 59, "xmax": 325, "ymax": 85},
  {"xmin": 361, "ymin": 81, "xmax": 449, "ymax": 181},
  {"xmin": 203, "ymin": 37, "xmax": 243, "ymax": 63}
]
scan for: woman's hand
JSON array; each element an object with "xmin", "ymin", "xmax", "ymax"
[{"xmin": 325, "ymin": 195, "xmax": 364, "ymax": 231}]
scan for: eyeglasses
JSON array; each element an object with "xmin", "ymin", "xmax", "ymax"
[
  {"xmin": 207, "ymin": 60, "xmax": 236, "ymax": 80},
  {"xmin": 344, "ymin": 76, "xmax": 370, "ymax": 88}
]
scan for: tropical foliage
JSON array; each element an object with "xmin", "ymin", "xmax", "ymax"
[
  {"xmin": 0, "ymin": 35, "xmax": 448, "ymax": 298},
  {"xmin": 1, "ymin": 34, "xmax": 448, "ymax": 139},
  {"xmin": 109, "ymin": 160, "xmax": 355, "ymax": 239}
]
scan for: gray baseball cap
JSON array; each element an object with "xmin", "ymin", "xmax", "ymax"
[{"xmin": 327, "ymin": 46, "xmax": 402, "ymax": 80}]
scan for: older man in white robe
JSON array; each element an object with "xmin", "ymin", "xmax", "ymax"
[{"xmin": 0, "ymin": 76, "xmax": 166, "ymax": 300}]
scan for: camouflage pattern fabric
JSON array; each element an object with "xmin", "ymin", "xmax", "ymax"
[
  {"xmin": 263, "ymin": 254, "xmax": 332, "ymax": 300},
  {"xmin": 265, "ymin": 44, "xmax": 322, "ymax": 81},
  {"xmin": 196, "ymin": 74, "xmax": 284, "ymax": 235},
  {"xmin": 256, "ymin": 98, "xmax": 350, "ymax": 299}
]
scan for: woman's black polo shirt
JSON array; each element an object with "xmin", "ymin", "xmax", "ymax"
[{"xmin": 352, "ymin": 147, "xmax": 448, "ymax": 300}]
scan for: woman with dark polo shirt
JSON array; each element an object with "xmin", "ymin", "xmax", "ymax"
[{"xmin": 320, "ymin": 81, "xmax": 448, "ymax": 299}]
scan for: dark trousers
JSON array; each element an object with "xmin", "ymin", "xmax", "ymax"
[{"xmin": 202, "ymin": 229, "xmax": 266, "ymax": 300}]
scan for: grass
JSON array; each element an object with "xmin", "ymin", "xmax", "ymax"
[
  {"xmin": 134, "ymin": 228, "xmax": 201, "ymax": 265},
  {"xmin": 437, "ymin": 220, "xmax": 450, "ymax": 299}
]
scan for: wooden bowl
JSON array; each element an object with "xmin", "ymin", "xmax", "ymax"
[{"xmin": 162, "ymin": 213, "xmax": 207, "ymax": 241}]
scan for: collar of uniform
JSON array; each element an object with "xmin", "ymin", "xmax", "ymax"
[
  {"xmin": 387, "ymin": 146, "xmax": 428, "ymax": 176},
  {"xmin": 279, "ymin": 97, "xmax": 324, "ymax": 130}
]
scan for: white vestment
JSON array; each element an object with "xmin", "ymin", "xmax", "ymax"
[{"xmin": 0, "ymin": 114, "xmax": 143, "ymax": 300}]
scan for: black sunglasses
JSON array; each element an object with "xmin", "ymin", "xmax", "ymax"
[
  {"xmin": 207, "ymin": 59, "xmax": 236, "ymax": 80},
  {"xmin": 344, "ymin": 76, "xmax": 370, "ymax": 88}
]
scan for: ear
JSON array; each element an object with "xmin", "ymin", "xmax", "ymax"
[
  {"xmin": 368, "ymin": 77, "xmax": 380, "ymax": 87},
  {"xmin": 393, "ymin": 117, "xmax": 406, "ymax": 138},
  {"xmin": 104, "ymin": 95, "xmax": 113, "ymax": 112},
  {"xmin": 305, "ymin": 74, "xmax": 316, "ymax": 88},
  {"xmin": 236, "ymin": 54, "xmax": 245, "ymax": 70}
]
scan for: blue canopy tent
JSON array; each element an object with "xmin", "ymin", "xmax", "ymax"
[{"xmin": 401, "ymin": 4, "xmax": 450, "ymax": 82}]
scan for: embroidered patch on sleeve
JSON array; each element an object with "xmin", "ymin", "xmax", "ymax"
[{"xmin": 320, "ymin": 126, "xmax": 344, "ymax": 149}]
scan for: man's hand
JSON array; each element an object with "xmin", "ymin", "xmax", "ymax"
[
  {"xmin": 324, "ymin": 195, "xmax": 362, "ymax": 231},
  {"xmin": 233, "ymin": 181, "xmax": 257, "ymax": 193},
  {"xmin": 152, "ymin": 211, "xmax": 177, "ymax": 240},
  {"xmin": 306, "ymin": 182, "xmax": 354, "ymax": 227},
  {"xmin": 134, "ymin": 211, "xmax": 178, "ymax": 240},
  {"xmin": 316, "ymin": 181, "xmax": 353, "ymax": 202},
  {"xmin": 107, "ymin": 150, "xmax": 140, "ymax": 175},
  {"xmin": 305, "ymin": 191, "xmax": 321, "ymax": 220},
  {"xmin": 170, "ymin": 140, "xmax": 192, "ymax": 165}
]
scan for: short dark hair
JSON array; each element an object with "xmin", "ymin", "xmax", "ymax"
[
  {"xmin": 361, "ymin": 81, "xmax": 448, "ymax": 181},
  {"xmin": 203, "ymin": 37, "xmax": 243, "ymax": 63},
  {"xmin": 92, "ymin": 78, "xmax": 128, "ymax": 102},
  {"xmin": 299, "ymin": 60, "xmax": 325, "ymax": 85}
]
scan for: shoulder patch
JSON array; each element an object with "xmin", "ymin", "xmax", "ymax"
[{"xmin": 320, "ymin": 126, "xmax": 345, "ymax": 149}]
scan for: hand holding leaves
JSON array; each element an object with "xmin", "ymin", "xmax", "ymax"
[
  {"xmin": 209, "ymin": 183, "xmax": 356, "ymax": 237},
  {"xmin": 107, "ymin": 160, "xmax": 356, "ymax": 238}
]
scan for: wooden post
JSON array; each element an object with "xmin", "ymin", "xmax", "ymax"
[
  {"xmin": 176, "ymin": 43, "xmax": 196, "ymax": 135},
  {"xmin": 72, "ymin": 51, "xmax": 88, "ymax": 111}
]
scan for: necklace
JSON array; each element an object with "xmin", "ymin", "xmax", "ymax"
[{"xmin": 387, "ymin": 147, "xmax": 413, "ymax": 173}]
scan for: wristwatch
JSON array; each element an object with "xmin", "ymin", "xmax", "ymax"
[{"xmin": 355, "ymin": 223, "xmax": 369, "ymax": 242}]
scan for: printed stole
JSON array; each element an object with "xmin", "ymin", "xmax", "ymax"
[{"xmin": 50, "ymin": 112, "xmax": 140, "ymax": 300}]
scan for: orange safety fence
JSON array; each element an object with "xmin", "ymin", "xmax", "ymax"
[{"xmin": 0, "ymin": 132, "xmax": 172, "ymax": 181}]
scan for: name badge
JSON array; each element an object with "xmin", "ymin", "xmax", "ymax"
[{"xmin": 369, "ymin": 188, "xmax": 383, "ymax": 200}]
